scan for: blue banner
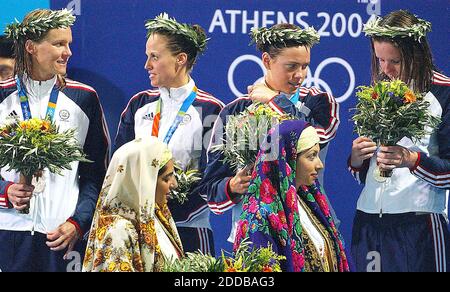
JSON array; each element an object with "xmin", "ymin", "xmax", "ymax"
[{"xmin": 0, "ymin": 0, "xmax": 50, "ymax": 33}]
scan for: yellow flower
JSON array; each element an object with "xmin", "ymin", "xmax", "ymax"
[
  {"xmin": 84, "ymin": 248, "xmax": 93, "ymax": 263},
  {"xmin": 40, "ymin": 120, "xmax": 51, "ymax": 132},
  {"xmin": 140, "ymin": 221, "xmax": 157, "ymax": 247},
  {"xmin": 17, "ymin": 118, "xmax": 53, "ymax": 133},
  {"xmin": 272, "ymin": 265, "xmax": 282, "ymax": 272},
  {"xmin": 20, "ymin": 121, "xmax": 28, "ymax": 130},
  {"xmin": 404, "ymin": 90, "xmax": 417, "ymax": 103},
  {"xmin": 223, "ymin": 256, "xmax": 249, "ymax": 272},
  {"xmin": 96, "ymin": 227, "xmax": 107, "ymax": 241},
  {"xmin": 120, "ymin": 262, "xmax": 132, "ymax": 272},
  {"xmin": 108, "ymin": 262, "xmax": 116, "ymax": 272},
  {"xmin": 104, "ymin": 248, "xmax": 112, "ymax": 259},
  {"xmin": 30, "ymin": 119, "xmax": 40, "ymax": 130},
  {"xmin": 223, "ymin": 259, "xmax": 236, "ymax": 272}
]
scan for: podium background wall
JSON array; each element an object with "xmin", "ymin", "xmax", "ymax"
[{"xmin": 2, "ymin": 0, "xmax": 449, "ymax": 256}]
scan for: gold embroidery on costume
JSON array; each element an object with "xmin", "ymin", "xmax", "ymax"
[
  {"xmin": 155, "ymin": 204, "xmax": 184, "ymax": 257},
  {"xmin": 298, "ymin": 198, "xmax": 339, "ymax": 272}
]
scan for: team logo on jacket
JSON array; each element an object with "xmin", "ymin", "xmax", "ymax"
[
  {"xmin": 143, "ymin": 113, "xmax": 155, "ymax": 121},
  {"xmin": 181, "ymin": 114, "xmax": 191, "ymax": 125},
  {"xmin": 59, "ymin": 110, "xmax": 70, "ymax": 121}
]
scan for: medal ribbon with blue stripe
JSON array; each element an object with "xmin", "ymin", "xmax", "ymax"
[
  {"xmin": 152, "ymin": 86, "xmax": 198, "ymax": 145},
  {"xmin": 17, "ymin": 77, "xmax": 60, "ymax": 122},
  {"xmin": 289, "ymin": 88, "xmax": 300, "ymax": 104}
]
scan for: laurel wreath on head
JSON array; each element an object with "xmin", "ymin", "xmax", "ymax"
[
  {"xmin": 145, "ymin": 13, "xmax": 209, "ymax": 53},
  {"xmin": 363, "ymin": 15, "xmax": 432, "ymax": 42},
  {"xmin": 4, "ymin": 9, "xmax": 75, "ymax": 40},
  {"xmin": 250, "ymin": 26, "xmax": 320, "ymax": 48}
]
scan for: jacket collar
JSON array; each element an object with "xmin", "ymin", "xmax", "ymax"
[
  {"xmin": 21, "ymin": 74, "xmax": 57, "ymax": 102},
  {"xmin": 159, "ymin": 78, "xmax": 196, "ymax": 104}
]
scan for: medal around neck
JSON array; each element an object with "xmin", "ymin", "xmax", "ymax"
[{"xmin": 373, "ymin": 166, "xmax": 388, "ymax": 183}]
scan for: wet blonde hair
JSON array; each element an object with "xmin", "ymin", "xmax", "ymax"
[{"xmin": 14, "ymin": 9, "xmax": 73, "ymax": 88}]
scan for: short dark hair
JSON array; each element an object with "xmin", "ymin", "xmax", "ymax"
[
  {"xmin": 256, "ymin": 23, "xmax": 311, "ymax": 58},
  {"xmin": 0, "ymin": 35, "xmax": 14, "ymax": 58}
]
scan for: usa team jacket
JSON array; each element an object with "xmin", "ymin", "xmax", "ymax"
[
  {"xmin": 114, "ymin": 79, "xmax": 224, "ymax": 228},
  {"xmin": 0, "ymin": 75, "xmax": 110, "ymax": 235},
  {"xmin": 202, "ymin": 86, "xmax": 340, "ymax": 215},
  {"xmin": 348, "ymin": 72, "xmax": 450, "ymax": 215}
]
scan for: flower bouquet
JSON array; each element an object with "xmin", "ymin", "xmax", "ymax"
[
  {"xmin": 211, "ymin": 103, "xmax": 293, "ymax": 173},
  {"xmin": 0, "ymin": 117, "xmax": 91, "ymax": 213},
  {"xmin": 162, "ymin": 250, "xmax": 221, "ymax": 272},
  {"xmin": 221, "ymin": 238, "xmax": 285, "ymax": 272},
  {"xmin": 162, "ymin": 238, "xmax": 285, "ymax": 272},
  {"xmin": 169, "ymin": 164, "xmax": 201, "ymax": 205},
  {"xmin": 352, "ymin": 79, "xmax": 440, "ymax": 178}
]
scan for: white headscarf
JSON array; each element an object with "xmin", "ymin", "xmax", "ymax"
[
  {"xmin": 296, "ymin": 125, "xmax": 320, "ymax": 153},
  {"xmin": 83, "ymin": 137, "xmax": 183, "ymax": 272}
]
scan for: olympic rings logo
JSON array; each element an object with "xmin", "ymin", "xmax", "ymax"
[{"xmin": 227, "ymin": 54, "xmax": 355, "ymax": 103}]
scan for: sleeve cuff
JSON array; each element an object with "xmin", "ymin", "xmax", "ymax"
[
  {"xmin": 409, "ymin": 152, "xmax": 421, "ymax": 172},
  {"xmin": 225, "ymin": 178, "xmax": 242, "ymax": 204},
  {"xmin": 268, "ymin": 95, "xmax": 284, "ymax": 115},
  {"xmin": 67, "ymin": 218, "xmax": 83, "ymax": 237},
  {"xmin": 0, "ymin": 182, "xmax": 13, "ymax": 209},
  {"xmin": 347, "ymin": 157, "xmax": 362, "ymax": 172},
  {"xmin": 268, "ymin": 93, "xmax": 280, "ymax": 103}
]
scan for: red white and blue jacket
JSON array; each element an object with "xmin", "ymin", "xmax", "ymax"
[
  {"xmin": 0, "ymin": 75, "xmax": 110, "ymax": 235},
  {"xmin": 114, "ymin": 79, "xmax": 224, "ymax": 229},
  {"xmin": 348, "ymin": 71, "xmax": 450, "ymax": 215},
  {"xmin": 201, "ymin": 86, "xmax": 340, "ymax": 216}
]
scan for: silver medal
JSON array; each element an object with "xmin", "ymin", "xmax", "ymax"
[
  {"xmin": 373, "ymin": 166, "xmax": 388, "ymax": 183},
  {"xmin": 32, "ymin": 174, "xmax": 46, "ymax": 193}
]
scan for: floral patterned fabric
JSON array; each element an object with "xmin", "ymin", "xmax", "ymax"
[
  {"xmin": 83, "ymin": 137, "xmax": 183, "ymax": 272},
  {"xmin": 234, "ymin": 120, "xmax": 349, "ymax": 272}
]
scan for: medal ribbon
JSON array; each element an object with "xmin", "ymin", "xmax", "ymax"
[
  {"xmin": 151, "ymin": 86, "xmax": 198, "ymax": 144},
  {"xmin": 289, "ymin": 88, "xmax": 301, "ymax": 105},
  {"xmin": 17, "ymin": 77, "xmax": 60, "ymax": 121}
]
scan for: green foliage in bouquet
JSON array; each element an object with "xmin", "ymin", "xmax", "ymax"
[
  {"xmin": 162, "ymin": 251, "xmax": 223, "ymax": 272},
  {"xmin": 352, "ymin": 79, "xmax": 440, "ymax": 146},
  {"xmin": 0, "ymin": 117, "xmax": 91, "ymax": 178},
  {"xmin": 169, "ymin": 164, "xmax": 201, "ymax": 205},
  {"xmin": 162, "ymin": 238, "xmax": 285, "ymax": 272},
  {"xmin": 221, "ymin": 239, "xmax": 285, "ymax": 272},
  {"xmin": 211, "ymin": 103, "xmax": 294, "ymax": 172}
]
